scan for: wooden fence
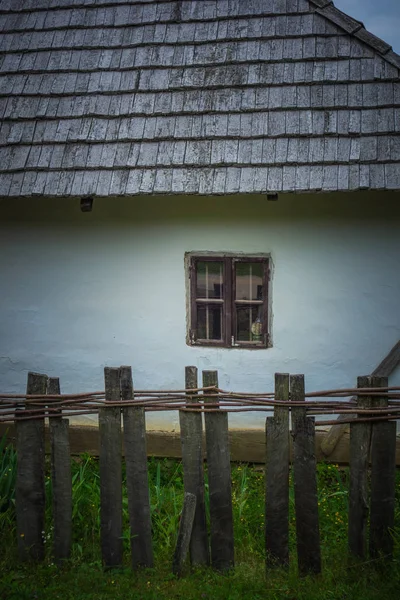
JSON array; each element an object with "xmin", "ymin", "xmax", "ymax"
[{"xmin": 3, "ymin": 367, "xmax": 399, "ymax": 574}]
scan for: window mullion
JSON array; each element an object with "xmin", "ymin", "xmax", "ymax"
[
  {"xmin": 225, "ymin": 257, "xmax": 233, "ymax": 346},
  {"xmin": 262, "ymin": 260, "xmax": 269, "ymax": 345},
  {"xmin": 190, "ymin": 258, "xmax": 197, "ymax": 342}
]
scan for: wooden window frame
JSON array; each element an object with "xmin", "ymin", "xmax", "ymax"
[{"xmin": 188, "ymin": 254, "xmax": 271, "ymax": 349}]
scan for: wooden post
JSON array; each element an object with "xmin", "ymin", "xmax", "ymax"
[
  {"xmin": 265, "ymin": 373, "xmax": 290, "ymax": 567},
  {"xmin": 203, "ymin": 370, "xmax": 234, "ymax": 572},
  {"xmin": 369, "ymin": 376, "xmax": 396, "ymax": 559},
  {"xmin": 348, "ymin": 376, "xmax": 374, "ymax": 559},
  {"xmin": 99, "ymin": 367, "xmax": 123, "ymax": 568},
  {"xmin": 291, "ymin": 374, "xmax": 321, "ymax": 576},
  {"xmin": 16, "ymin": 372, "xmax": 47, "ymax": 561},
  {"xmin": 179, "ymin": 366, "xmax": 209, "ymax": 566},
  {"xmin": 172, "ymin": 492, "xmax": 197, "ymax": 577},
  {"xmin": 120, "ymin": 365, "xmax": 153, "ymax": 569},
  {"xmin": 48, "ymin": 377, "xmax": 72, "ymax": 563}
]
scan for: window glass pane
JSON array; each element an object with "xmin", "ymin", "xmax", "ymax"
[
  {"xmin": 236, "ymin": 305, "xmax": 263, "ymax": 342},
  {"xmin": 235, "ymin": 262, "xmax": 263, "ymax": 301},
  {"xmin": 196, "ymin": 261, "xmax": 223, "ymax": 299},
  {"xmin": 197, "ymin": 304, "xmax": 222, "ymax": 340}
]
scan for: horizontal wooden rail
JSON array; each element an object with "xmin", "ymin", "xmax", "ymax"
[{"xmin": 1, "ymin": 424, "xmax": 399, "ymax": 466}]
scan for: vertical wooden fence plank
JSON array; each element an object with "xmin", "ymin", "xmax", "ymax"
[
  {"xmin": 172, "ymin": 492, "xmax": 197, "ymax": 577},
  {"xmin": 265, "ymin": 373, "xmax": 290, "ymax": 567},
  {"xmin": 48, "ymin": 377, "xmax": 72, "ymax": 563},
  {"xmin": 349, "ymin": 376, "xmax": 373, "ymax": 559},
  {"xmin": 99, "ymin": 367, "xmax": 123, "ymax": 568},
  {"xmin": 203, "ymin": 370, "xmax": 234, "ymax": 572},
  {"xmin": 179, "ymin": 366, "xmax": 209, "ymax": 566},
  {"xmin": 291, "ymin": 374, "xmax": 321, "ymax": 576},
  {"xmin": 120, "ymin": 365, "xmax": 153, "ymax": 569},
  {"xmin": 369, "ymin": 376, "xmax": 396, "ymax": 559},
  {"xmin": 16, "ymin": 372, "xmax": 47, "ymax": 562}
]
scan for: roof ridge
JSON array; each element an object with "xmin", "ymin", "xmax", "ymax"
[{"xmin": 309, "ymin": 0, "xmax": 400, "ymax": 70}]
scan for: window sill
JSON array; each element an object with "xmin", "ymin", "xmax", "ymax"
[{"xmin": 188, "ymin": 340, "xmax": 270, "ymax": 350}]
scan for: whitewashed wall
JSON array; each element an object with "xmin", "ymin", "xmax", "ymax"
[{"xmin": 1, "ymin": 192, "xmax": 399, "ymax": 431}]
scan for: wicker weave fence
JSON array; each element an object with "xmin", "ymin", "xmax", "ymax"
[{"xmin": 2, "ymin": 366, "xmax": 399, "ymax": 575}]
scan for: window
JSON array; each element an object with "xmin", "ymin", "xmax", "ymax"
[{"xmin": 188, "ymin": 254, "xmax": 271, "ymax": 348}]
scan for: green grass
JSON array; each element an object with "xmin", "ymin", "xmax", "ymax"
[
  {"xmin": 0, "ymin": 431, "xmax": 17, "ymax": 515},
  {"xmin": 0, "ymin": 442, "xmax": 400, "ymax": 599}
]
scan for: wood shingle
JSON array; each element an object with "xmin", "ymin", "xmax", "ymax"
[{"xmin": 0, "ymin": 0, "xmax": 399, "ymax": 196}]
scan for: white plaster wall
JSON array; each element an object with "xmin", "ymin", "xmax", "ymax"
[{"xmin": 0, "ymin": 192, "xmax": 399, "ymax": 431}]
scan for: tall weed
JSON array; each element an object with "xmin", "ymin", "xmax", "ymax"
[
  {"xmin": 149, "ymin": 459, "xmax": 184, "ymax": 552},
  {"xmin": 0, "ymin": 435, "xmax": 399, "ymax": 581},
  {"xmin": 0, "ymin": 433, "xmax": 16, "ymax": 515}
]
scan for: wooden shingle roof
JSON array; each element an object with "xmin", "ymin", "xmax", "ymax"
[{"xmin": 0, "ymin": 0, "xmax": 399, "ymax": 197}]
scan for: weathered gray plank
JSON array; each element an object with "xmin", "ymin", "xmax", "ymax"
[
  {"xmin": 48, "ymin": 377, "xmax": 72, "ymax": 564},
  {"xmin": 203, "ymin": 370, "xmax": 234, "ymax": 572},
  {"xmin": 369, "ymin": 376, "xmax": 396, "ymax": 559},
  {"xmin": 121, "ymin": 365, "xmax": 153, "ymax": 569},
  {"xmin": 372, "ymin": 340, "xmax": 400, "ymax": 377},
  {"xmin": 265, "ymin": 373, "xmax": 290, "ymax": 567},
  {"xmin": 320, "ymin": 416, "xmax": 353, "ymax": 458},
  {"xmin": 99, "ymin": 367, "xmax": 123, "ymax": 568},
  {"xmin": 172, "ymin": 492, "xmax": 197, "ymax": 577},
  {"xmin": 348, "ymin": 376, "xmax": 373, "ymax": 559},
  {"xmin": 16, "ymin": 372, "xmax": 47, "ymax": 562},
  {"xmin": 291, "ymin": 374, "xmax": 321, "ymax": 576},
  {"xmin": 179, "ymin": 366, "xmax": 209, "ymax": 566}
]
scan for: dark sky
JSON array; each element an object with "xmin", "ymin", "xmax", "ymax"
[{"xmin": 334, "ymin": 0, "xmax": 400, "ymax": 53}]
